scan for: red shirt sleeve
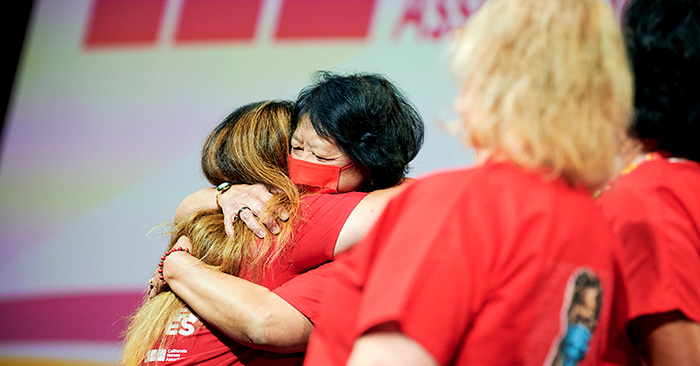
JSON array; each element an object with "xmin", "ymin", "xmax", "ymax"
[
  {"xmin": 290, "ymin": 191, "xmax": 368, "ymax": 272},
  {"xmin": 273, "ymin": 191, "xmax": 367, "ymax": 321},
  {"xmin": 272, "ymin": 261, "xmax": 337, "ymax": 323}
]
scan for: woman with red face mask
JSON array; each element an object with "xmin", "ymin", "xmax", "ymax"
[{"xmin": 146, "ymin": 71, "xmax": 425, "ymax": 361}]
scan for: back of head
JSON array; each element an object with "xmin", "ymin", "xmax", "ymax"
[
  {"xmin": 452, "ymin": 0, "xmax": 633, "ymax": 189},
  {"xmin": 200, "ymin": 100, "xmax": 300, "ymax": 272},
  {"xmin": 122, "ymin": 101, "xmax": 300, "ymax": 365},
  {"xmin": 293, "ymin": 71, "xmax": 425, "ymax": 191},
  {"xmin": 202, "ymin": 100, "xmax": 295, "ymax": 189},
  {"xmin": 623, "ymin": 0, "xmax": 700, "ymax": 162}
]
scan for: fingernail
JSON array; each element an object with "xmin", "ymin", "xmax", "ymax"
[
  {"xmin": 257, "ymin": 230, "xmax": 266, "ymax": 238},
  {"xmin": 280, "ymin": 212, "xmax": 289, "ymax": 221}
]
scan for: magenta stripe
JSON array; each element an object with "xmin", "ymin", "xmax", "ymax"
[{"xmin": 0, "ymin": 291, "xmax": 144, "ymax": 342}]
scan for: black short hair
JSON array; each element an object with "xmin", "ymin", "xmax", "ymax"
[
  {"xmin": 623, "ymin": 0, "xmax": 700, "ymax": 162},
  {"xmin": 293, "ymin": 71, "xmax": 425, "ymax": 191}
]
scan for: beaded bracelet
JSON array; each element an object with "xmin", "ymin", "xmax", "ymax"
[{"xmin": 157, "ymin": 247, "xmax": 193, "ymax": 286}]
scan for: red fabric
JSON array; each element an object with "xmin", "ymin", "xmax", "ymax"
[
  {"xmin": 305, "ymin": 161, "xmax": 624, "ymax": 366},
  {"xmin": 257, "ymin": 191, "xmax": 368, "ymax": 289},
  {"xmin": 144, "ymin": 191, "xmax": 367, "ymax": 365},
  {"xmin": 597, "ymin": 158, "xmax": 700, "ymax": 324},
  {"xmin": 273, "ymin": 260, "xmax": 337, "ymax": 324},
  {"xmin": 143, "ymin": 308, "xmax": 304, "ymax": 365}
]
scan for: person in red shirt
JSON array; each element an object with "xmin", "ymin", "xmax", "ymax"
[
  {"xmin": 137, "ymin": 73, "xmax": 425, "ymax": 364},
  {"xmin": 122, "ymin": 100, "xmax": 313, "ymax": 365},
  {"xmin": 596, "ymin": 1, "xmax": 700, "ymax": 365},
  {"xmin": 303, "ymin": 0, "xmax": 633, "ymax": 365}
]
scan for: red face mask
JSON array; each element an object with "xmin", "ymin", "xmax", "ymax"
[{"xmin": 288, "ymin": 154, "xmax": 356, "ymax": 193}]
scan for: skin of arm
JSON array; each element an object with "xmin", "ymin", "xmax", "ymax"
[
  {"xmin": 628, "ymin": 311, "xmax": 700, "ymax": 366},
  {"xmin": 157, "ymin": 236, "xmax": 313, "ymax": 353},
  {"xmin": 173, "ymin": 178, "xmax": 414, "ymax": 255},
  {"xmin": 173, "ymin": 187, "xmax": 218, "ymax": 225},
  {"xmin": 157, "ymin": 178, "xmax": 414, "ymax": 350},
  {"xmin": 347, "ymin": 325, "xmax": 439, "ymax": 366}
]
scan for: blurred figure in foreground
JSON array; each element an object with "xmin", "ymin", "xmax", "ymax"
[
  {"xmin": 597, "ymin": 0, "xmax": 700, "ymax": 365},
  {"xmin": 303, "ymin": 0, "xmax": 633, "ymax": 365}
]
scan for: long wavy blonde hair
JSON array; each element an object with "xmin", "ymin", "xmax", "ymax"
[
  {"xmin": 121, "ymin": 100, "xmax": 301, "ymax": 366},
  {"xmin": 452, "ymin": 0, "xmax": 633, "ymax": 190}
]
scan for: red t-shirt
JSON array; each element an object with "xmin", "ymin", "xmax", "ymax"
[
  {"xmin": 305, "ymin": 161, "xmax": 624, "ymax": 366},
  {"xmin": 144, "ymin": 192, "xmax": 367, "ymax": 366},
  {"xmin": 597, "ymin": 157, "xmax": 700, "ymax": 324},
  {"xmin": 256, "ymin": 191, "xmax": 368, "ymax": 289},
  {"xmin": 143, "ymin": 308, "xmax": 306, "ymax": 365},
  {"xmin": 273, "ymin": 260, "xmax": 337, "ymax": 324}
]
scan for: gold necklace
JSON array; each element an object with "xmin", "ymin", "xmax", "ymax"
[
  {"xmin": 593, "ymin": 152, "xmax": 663, "ymax": 199},
  {"xmin": 619, "ymin": 152, "xmax": 663, "ymax": 176}
]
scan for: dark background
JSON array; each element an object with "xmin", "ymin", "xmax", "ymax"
[{"xmin": 2, "ymin": 1, "xmax": 34, "ymax": 154}]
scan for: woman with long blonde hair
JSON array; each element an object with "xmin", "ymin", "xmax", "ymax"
[
  {"xmin": 124, "ymin": 70, "xmax": 428, "ymax": 364},
  {"xmin": 139, "ymin": 72, "xmax": 425, "ymax": 363},
  {"xmin": 121, "ymin": 100, "xmax": 371, "ymax": 365},
  {"xmin": 121, "ymin": 100, "xmax": 300, "ymax": 365}
]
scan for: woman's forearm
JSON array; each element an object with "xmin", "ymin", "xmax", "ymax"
[
  {"xmin": 163, "ymin": 252, "xmax": 313, "ymax": 353},
  {"xmin": 173, "ymin": 188, "xmax": 218, "ymax": 224},
  {"xmin": 347, "ymin": 331, "xmax": 439, "ymax": 366}
]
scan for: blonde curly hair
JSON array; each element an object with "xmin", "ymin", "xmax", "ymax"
[{"xmin": 452, "ymin": 0, "xmax": 633, "ymax": 190}]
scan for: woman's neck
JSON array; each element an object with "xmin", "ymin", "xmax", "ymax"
[
  {"xmin": 618, "ymin": 136, "xmax": 646, "ymax": 172},
  {"xmin": 475, "ymin": 148, "xmax": 496, "ymax": 165}
]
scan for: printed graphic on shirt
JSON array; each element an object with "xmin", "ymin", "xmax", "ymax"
[
  {"xmin": 146, "ymin": 348, "xmax": 190, "ymax": 363},
  {"xmin": 165, "ymin": 308, "xmax": 198, "ymax": 336},
  {"xmin": 145, "ymin": 308, "xmax": 200, "ymax": 363},
  {"xmin": 547, "ymin": 269, "xmax": 603, "ymax": 366}
]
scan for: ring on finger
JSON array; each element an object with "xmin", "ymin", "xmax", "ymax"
[{"xmin": 236, "ymin": 206, "xmax": 251, "ymax": 219}]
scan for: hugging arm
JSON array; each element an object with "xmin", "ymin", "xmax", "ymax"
[
  {"xmin": 157, "ymin": 179, "xmax": 414, "ymax": 351},
  {"xmin": 174, "ymin": 179, "xmax": 414, "ymax": 254},
  {"xmin": 348, "ymin": 328, "xmax": 439, "ymax": 366},
  {"xmin": 173, "ymin": 187, "xmax": 218, "ymax": 224},
  {"xmin": 151, "ymin": 236, "xmax": 313, "ymax": 353}
]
